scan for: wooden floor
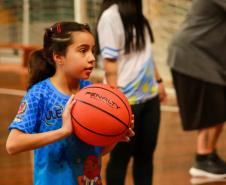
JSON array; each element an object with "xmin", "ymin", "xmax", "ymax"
[{"xmin": 1, "ymin": 65, "xmax": 226, "ymax": 185}]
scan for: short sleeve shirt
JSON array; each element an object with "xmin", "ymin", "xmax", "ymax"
[
  {"xmin": 9, "ymin": 79, "xmax": 103, "ymax": 185},
  {"xmin": 97, "ymin": 4, "xmax": 158, "ymax": 105}
]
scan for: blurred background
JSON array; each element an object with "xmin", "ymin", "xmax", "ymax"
[
  {"xmin": 0, "ymin": 0, "xmax": 191, "ymax": 78},
  {"xmin": 1, "ymin": 0, "xmax": 226, "ymax": 185}
]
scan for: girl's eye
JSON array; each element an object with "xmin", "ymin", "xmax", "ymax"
[{"xmin": 80, "ymin": 48, "xmax": 87, "ymax": 54}]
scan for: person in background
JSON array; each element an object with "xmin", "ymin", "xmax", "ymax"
[
  {"xmin": 96, "ymin": 0, "xmax": 167, "ymax": 184},
  {"xmin": 168, "ymin": 0, "xmax": 226, "ymax": 179}
]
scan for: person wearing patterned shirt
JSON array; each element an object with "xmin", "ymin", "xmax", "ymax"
[
  {"xmin": 96, "ymin": 1, "xmax": 167, "ymax": 185},
  {"xmin": 6, "ymin": 22, "xmax": 134, "ymax": 185}
]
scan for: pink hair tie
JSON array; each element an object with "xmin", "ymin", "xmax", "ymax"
[{"xmin": 56, "ymin": 23, "xmax": 62, "ymax": 33}]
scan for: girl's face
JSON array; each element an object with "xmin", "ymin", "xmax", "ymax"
[{"xmin": 58, "ymin": 31, "xmax": 95, "ymax": 80}]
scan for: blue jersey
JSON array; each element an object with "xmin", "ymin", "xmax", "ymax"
[{"xmin": 9, "ymin": 78, "xmax": 103, "ymax": 185}]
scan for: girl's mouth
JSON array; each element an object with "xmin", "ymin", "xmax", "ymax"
[{"xmin": 84, "ymin": 67, "xmax": 93, "ymax": 73}]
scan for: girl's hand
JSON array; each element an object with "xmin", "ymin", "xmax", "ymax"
[
  {"xmin": 158, "ymin": 82, "xmax": 167, "ymax": 103},
  {"xmin": 102, "ymin": 115, "xmax": 135, "ymax": 155},
  {"xmin": 119, "ymin": 114, "xmax": 135, "ymax": 142},
  {"xmin": 61, "ymin": 94, "xmax": 76, "ymax": 137}
]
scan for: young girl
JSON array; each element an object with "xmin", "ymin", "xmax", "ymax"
[
  {"xmin": 96, "ymin": 0, "xmax": 166, "ymax": 185},
  {"xmin": 6, "ymin": 22, "xmax": 134, "ymax": 185}
]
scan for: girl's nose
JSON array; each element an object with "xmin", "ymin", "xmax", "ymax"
[{"xmin": 88, "ymin": 53, "xmax": 95, "ymax": 64}]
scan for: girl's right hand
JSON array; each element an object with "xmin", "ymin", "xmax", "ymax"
[
  {"xmin": 118, "ymin": 114, "xmax": 135, "ymax": 142},
  {"xmin": 61, "ymin": 94, "xmax": 76, "ymax": 137}
]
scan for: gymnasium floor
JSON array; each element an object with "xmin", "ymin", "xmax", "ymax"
[{"xmin": 1, "ymin": 64, "xmax": 226, "ymax": 185}]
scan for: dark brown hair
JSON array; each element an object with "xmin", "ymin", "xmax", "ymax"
[
  {"xmin": 28, "ymin": 22, "xmax": 91, "ymax": 89},
  {"xmin": 96, "ymin": 0, "xmax": 154, "ymax": 54}
]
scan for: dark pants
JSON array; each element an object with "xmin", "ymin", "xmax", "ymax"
[{"xmin": 106, "ymin": 96, "xmax": 161, "ymax": 185}]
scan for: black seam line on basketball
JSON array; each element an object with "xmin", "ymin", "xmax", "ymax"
[
  {"xmin": 76, "ymin": 99, "xmax": 129, "ymax": 129},
  {"xmin": 83, "ymin": 86, "xmax": 131, "ymax": 126},
  {"xmin": 71, "ymin": 115, "xmax": 127, "ymax": 137}
]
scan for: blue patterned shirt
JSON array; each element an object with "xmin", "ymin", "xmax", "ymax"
[{"xmin": 9, "ymin": 78, "xmax": 103, "ymax": 185}]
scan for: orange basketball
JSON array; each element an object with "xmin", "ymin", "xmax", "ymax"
[{"xmin": 71, "ymin": 83, "xmax": 132, "ymax": 146}]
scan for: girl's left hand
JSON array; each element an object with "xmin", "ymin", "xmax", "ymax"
[{"xmin": 118, "ymin": 114, "xmax": 135, "ymax": 142}]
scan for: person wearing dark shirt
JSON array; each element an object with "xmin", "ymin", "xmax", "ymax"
[{"xmin": 168, "ymin": 0, "xmax": 226, "ymax": 179}]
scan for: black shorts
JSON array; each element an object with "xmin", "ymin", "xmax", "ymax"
[{"xmin": 172, "ymin": 70, "xmax": 226, "ymax": 131}]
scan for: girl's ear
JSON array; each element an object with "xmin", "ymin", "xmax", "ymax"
[{"xmin": 52, "ymin": 52, "xmax": 64, "ymax": 65}]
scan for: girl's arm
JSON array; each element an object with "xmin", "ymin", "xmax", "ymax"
[
  {"xmin": 6, "ymin": 128, "xmax": 70, "ymax": 155},
  {"xmin": 103, "ymin": 58, "xmax": 118, "ymax": 87},
  {"xmin": 154, "ymin": 64, "xmax": 167, "ymax": 102},
  {"xmin": 6, "ymin": 95, "xmax": 76, "ymax": 155}
]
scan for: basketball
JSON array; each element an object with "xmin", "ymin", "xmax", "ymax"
[{"xmin": 71, "ymin": 83, "xmax": 133, "ymax": 146}]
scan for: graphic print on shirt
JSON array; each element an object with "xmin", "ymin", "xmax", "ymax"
[
  {"xmin": 77, "ymin": 155, "xmax": 102, "ymax": 185},
  {"xmin": 14, "ymin": 101, "xmax": 28, "ymax": 122},
  {"xmin": 45, "ymin": 104, "xmax": 64, "ymax": 126}
]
